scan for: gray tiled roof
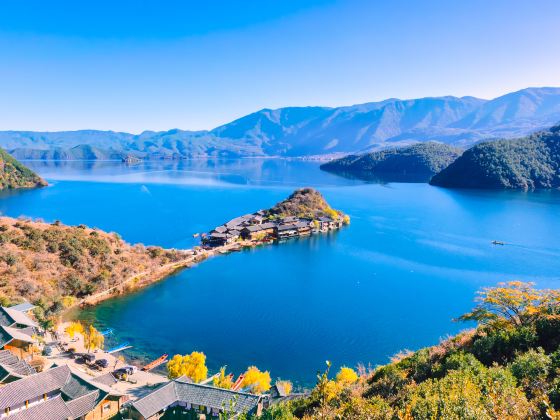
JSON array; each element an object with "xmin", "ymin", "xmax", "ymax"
[
  {"xmin": 243, "ymin": 222, "xmax": 276, "ymax": 233},
  {"xmin": 8, "ymin": 302, "xmax": 36, "ymax": 313},
  {"xmin": 6, "ymin": 395, "xmax": 73, "ymax": 420},
  {"xmin": 0, "ymin": 351, "xmax": 35, "ymax": 380},
  {"xmin": 0, "ymin": 365, "xmax": 71, "ymax": 410},
  {"xmin": 61, "ymin": 373, "xmax": 102, "ymax": 400},
  {"xmin": 277, "ymin": 224, "xmax": 297, "ymax": 232},
  {"xmin": 132, "ymin": 380, "xmax": 261, "ymax": 419},
  {"xmin": 65, "ymin": 390, "xmax": 101, "ymax": 418},
  {"xmin": 0, "ymin": 326, "xmax": 35, "ymax": 345},
  {"xmin": 0, "ymin": 307, "xmax": 37, "ymax": 328},
  {"xmin": 93, "ymin": 372, "xmax": 118, "ymax": 387},
  {"xmin": 131, "ymin": 382, "xmax": 177, "ymax": 419},
  {"xmin": 174, "ymin": 382, "xmax": 260, "ymax": 414}
]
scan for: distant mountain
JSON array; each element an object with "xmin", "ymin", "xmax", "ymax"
[
  {"xmin": 1, "ymin": 87, "xmax": 560, "ymax": 159},
  {"xmin": 0, "ymin": 147, "xmax": 47, "ymax": 190},
  {"xmin": 430, "ymin": 125, "xmax": 560, "ymax": 190},
  {"xmin": 321, "ymin": 142, "xmax": 463, "ymax": 182}
]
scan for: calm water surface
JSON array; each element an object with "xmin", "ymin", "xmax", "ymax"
[{"xmin": 1, "ymin": 159, "xmax": 559, "ymax": 386}]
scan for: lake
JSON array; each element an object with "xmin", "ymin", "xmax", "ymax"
[{"xmin": 1, "ymin": 159, "xmax": 559, "ymax": 386}]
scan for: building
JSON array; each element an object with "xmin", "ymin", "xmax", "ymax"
[
  {"xmin": 294, "ymin": 221, "xmax": 312, "ymax": 236},
  {"xmin": 0, "ymin": 364, "xmax": 126, "ymax": 420},
  {"xmin": 275, "ymin": 224, "xmax": 298, "ymax": 239},
  {"xmin": 263, "ymin": 384, "xmax": 309, "ymax": 410},
  {"xmin": 240, "ymin": 223, "xmax": 276, "ymax": 240},
  {"xmin": 0, "ymin": 326, "xmax": 35, "ymax": 357},
  {"xmin": 317, "ymin": 217, "xmax": 334, "ymax": 231},
  {"xmin": 129, "ymin": 377, "xmax": 262, "ymax": 419},
  {"xmin": 0, "ymin": 350, "xmax": 35, "ymax": 384},
  {"xmin": 0, "ymin": 307, "xmax": 38, "ymax": 330},
  {"xmin": 6, "ymin": 302, "xmax": 35, "ymax": 314}
]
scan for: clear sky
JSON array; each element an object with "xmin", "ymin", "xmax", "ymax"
[{"xmin": 0, "ymin": 0, "xmax": 559, "ymax": 133}]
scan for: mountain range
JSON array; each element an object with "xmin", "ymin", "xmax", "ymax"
[{"xmin": 2, "ymin": 87, "xmax": 560, "ymax": 160}]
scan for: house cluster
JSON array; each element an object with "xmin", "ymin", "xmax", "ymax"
[
  {"xmin": 0, "ymin": 364, "xmax": 126, "ymax": 420},
  {"xmin": 0, "ymin": 301, "xmax": 307, "ymax": 419},
  {"xmin": 0, "ymin": 304, "xmax": 38, "ymax": 366},
  {"xmin": 203, "ymin": 210, "xmax": 343, "ymax": 247}
]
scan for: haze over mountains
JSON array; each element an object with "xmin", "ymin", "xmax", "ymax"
[{"xmin": 2, "ymin": 87, "xmax": 560, "ymax": 160}]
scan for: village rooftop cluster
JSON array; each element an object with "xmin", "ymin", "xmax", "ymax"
[{"xmin": 202, "ymin": 211, "xmax": 345, "ymax": 247}]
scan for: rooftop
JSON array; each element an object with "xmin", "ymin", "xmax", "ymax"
[
  {"xmin": 0, "ymin": 307, "xmax": 38, "ymax": 328},
  {"xmin": 132, "ymin": 378, "xmax": 261, "ymax": 419}
]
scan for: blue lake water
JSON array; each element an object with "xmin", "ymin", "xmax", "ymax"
[{"xmin": 1, "ymin": 159, "xmax": 559, "ymax": 386}]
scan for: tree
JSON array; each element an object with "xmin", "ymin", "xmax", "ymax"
[
  {"xmin": 458, "ymin": 281, "xmax": 545, "ymax": 328},
  {"xmin": 213, "ymin": 366, "xmax": 234, "ymax": 389},
  {"xmin": 240, "ymin": 366, "xmax": 271, "ymax": 394},
  {"xmin": 65, "ymin": 321, "xmax": 84, "ymax": 339},
  {"xmin": 83, "ymin": 324, "xmax": 104, "ymax": 352},
  {"xmin": 336, "ymin": 367, "xmax": 358, "ymax": 385},
  {"xmin": 167, "ymin": 351, "xmax": 208, "ymax": 382},
  {"xmin": 276, "ymin": 380, "xmax": 293, "ymax": 396}
]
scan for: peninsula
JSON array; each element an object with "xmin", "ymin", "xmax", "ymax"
[
  {"xmin": 0, "ymin": 147, "xmax": 47, "ymax": 190},
  {"xmin": 202, "ymin": 188, "xmax": 349, "ymax": 247},
  {"xmin": 1, "ymin": 188, "xmax": 348, "ymax": 328}
]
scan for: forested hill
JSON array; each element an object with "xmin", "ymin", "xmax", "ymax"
[
  {"xmin": 320, "ymin": 142, "xmax": 462, "ymax": 182},
  {"xmin": 264, "ymin": 282, "xmax": 560, "ymax": 419},
  {"xmin": 0, "ymin": 217, "xmax": 190, "ymax": 327},
  {"xmin": 430, "ymin": 125, "xmax": 560, "ymax": 190},
  {"xmin": 0, "ymin": 147, "xmax": 46, "ymax": 190}
]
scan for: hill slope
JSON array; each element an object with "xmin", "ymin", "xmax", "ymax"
[
  {"xmin": 430, "ymin": 125, "xmax": 560, "ymax": 190},
  {"xmin": 264, "ymin": 282, "xmax": 560, "ymax": 419},
  {"xmin": 0, "ymin": 147, "xmax": 46, "ymax": 190},
  {"xmin": 321, "ymin": 142, "xmax": 462, "ymax": 182},
  {"xmin": 1, "ymin": 87, "xmax": 559, "ymax": 159},
  {"xmin": 0, "ymin": 217, "xmax": 190, "ymax": 326}
]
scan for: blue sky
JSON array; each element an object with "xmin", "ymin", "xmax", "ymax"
[{"xmin": 0, "ymin": 0, "xmax": 559, "ymax": 132}]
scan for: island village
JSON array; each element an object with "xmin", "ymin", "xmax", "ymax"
[{"xmin": 0, "ymin": 189, "xmax": 349, "ymax": 419}]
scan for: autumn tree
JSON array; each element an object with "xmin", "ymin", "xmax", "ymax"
[
  {"xmin": 275, "ymin": 380, "xmax": 293, "ymax": 396},
  {"xmin": 336, "ymin": 366, "xmax": 359, "ymax": 385},
  {"xmin": 65, "ymin": 321, "xmax": 84, "ymax": 339},
  {"xmin": 458, "ymin": 281, "xmax": 546, "ymax": 328},
  {"xmin": 241, "ymin": 366, "xmax": 271, "ymax": 394},
  {"xmin": 213, "ymin": 366, "xmax": 234, "ymax": 389},
  {"xmin": 167, "ymin": 351, "xmax": 208, "ymax": 382},
  {"xmin": 83, "ymin": 324, "xmax": 104, "ymax": 352}
]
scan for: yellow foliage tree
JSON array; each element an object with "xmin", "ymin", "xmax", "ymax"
[
  {"xmin": 167, "ymin": 351, "xmax": 208, "ymax": 382},
  {"xmin": 276, "ymin": 380, "xmax": 293, "ymax": 395},
  {"xmin": 213, "ymin": 366, "xmax": 234, "ymax": 389},
  {"xmin": 241, "ymin": 366, "xmax": 271, "ymax": 394},
  {"xmin": 83, "ymin": 324, "xmax": 104, "ymax": 352},
  {"xmin": 458, "ymin": 281, "xmax": 550, "ymax": 328},
  {"xmin": 65, "ymin": 321, "xmax": 84, "ymax": 339},
  {"xmin": 336, "ymin": 367, "xmax": 359, "ymax": 385}
]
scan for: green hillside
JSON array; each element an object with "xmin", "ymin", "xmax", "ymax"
[
  {"xmin": 264, "ymin": 282, "xmax": 560, "ymax": 419},
  {"xmin": 430, "ymin": 125, "xmax": 560, "ymax": 190},
  {"xmin": 321, "ymin": 142, "xmax": 462, "ymax": 182},
  {"xmin": 0, "ymin": 148, "xmax": 47, "ymax": 190}
]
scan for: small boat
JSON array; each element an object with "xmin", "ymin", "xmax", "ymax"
[
  {"xmin": 142, "ymin": 354, "xmax": 169, "ymax": 371},
  {"xmin": 492, "ymin": 240, "xmax": 505, "ymax": 246},
  {"xmin": 231, "ymin": 374, "xmax": 245, "ymax": 391},
  {"xmin": 193, "ymin": 233, "xmax": 200, "ymax": 238},
  {"xmin": 107, "ymin": 342, "xmax": 132, "ymax": 354}
]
